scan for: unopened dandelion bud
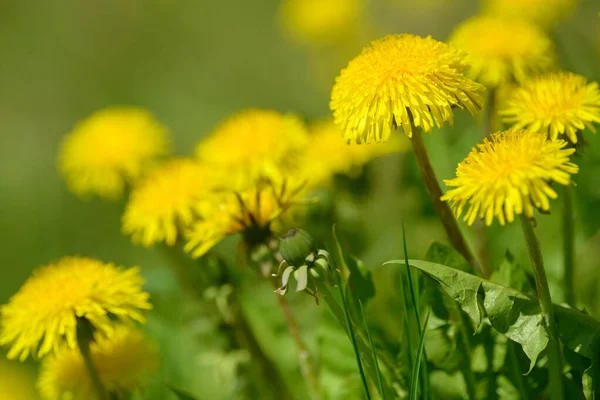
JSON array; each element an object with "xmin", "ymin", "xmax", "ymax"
[{"xmin": 279, "ymin": 229, "xmax": 316, "ymax": 267}]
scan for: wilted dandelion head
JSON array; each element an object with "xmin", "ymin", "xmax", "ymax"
[
  {"xmin": 483, "ymin": 0, "xmax": 575, "ymax": 29},
  {"xmin": 195, "ymin": 109, "xmax": 308, "ymax": 182},
  {"xmin": 0, "ymin": 359, "xmax": 38, "ymax": 400},
  {"xmin": 449, "ymin": 16, "xmax": 555, "ymax": 87},
  {"xmin": 122, "ymin": 158, "xmax": 218, "ymax": 247},
  {"xmin": 330, "ymin": 34, "xmax": 485, "ymax": 143},
  {"xmin": 442, "ymin": 130, "xmax": 578, "ymax": 226},
  {"xmin": 58, "ymin": 107, "xmax": 169, "ymax": 200},
  {"xmin": 279, "ymin": 0, "xmax": 362, "ymax": 46},
  {"xmin": 38, "ymin": 326, "xmax": 158, "ymax": 400},
  {"xmin": 0, "ymin": 257, "xmax": 151, "ymax": 361},
  {"xmin": 500, "ymin": 72, "xmax": 600, "ymax": 143}
]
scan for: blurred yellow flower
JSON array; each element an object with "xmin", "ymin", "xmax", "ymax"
[
  {"xmin": 122, "ymin": 158, "xmax": 218, "ymax": 247},
  {"xmin": 0, "ymin": 359, "xmax": 38, "ymax": 400},
  {"xmin": 299, "ymin": 120, "xmax": 407, "ymax": 185},
  {"xmin": 279, "ymin": 0, "xmax": 362, "ymax": 46},
  {"xmin": 500, "ymin": 72, "xmax": 600, "ymax": 143},
  {"xmin": 449, "ymin": 16, "xmax": 555, "ymax": 87},
  {"xmin": 185, "ymin": 180, "xmax": 307, "ymax": 258},
  {"xmin": 442, "ymin": 130, "xmax": 578, "ymax": 226},
  {"xmin": 59, "ymin": 107, "xmax": 169, "ymax": 200},
  {"xmin": 195, "ymin": 109, "xmax": 308, "ymax": 185},
  {"xmin": 482, "ymin": 0, "xmax": 575, "ymax": 29},
  {"xmin": 330, "ymin": 34, "xmax": 485, "ymax": 143},
  {"xmin": 0, "ymin": 257, "xmax": 151, "ymax": 361},
  {"xmin": 38, "ymin": 326, "xmax": 158, "ymax": 400}
]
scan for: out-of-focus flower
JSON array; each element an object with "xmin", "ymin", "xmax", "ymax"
[
  {"xmin": 0, "ymin": 257, "xmax": 151, "ymax": 361},
  {"xmin": 330, "ymin": 34, "xmax": 484, "ymax": 143},
  {"xmin": 298, "ymin": 120, "xmax": 407, "ymax": 185},
  {"xmin": 195, "ymin": 109, "xmax": 308, "ymax": 185},
  {"xmin": 500, "ymin": 72, "xmax": 600, "ymax": 143},
  {"xmin": 184, "ymin": 179, "xmax": 308, "ymax": 259},
  {"xmin": 449, "ymin": 16, "xmax": 555, "ymax": 87},
  {"xmin": 0, "ymin": 359, "xmax": 38, "ymax": 400},
  {"xmin": 442, "ymin": 130, "xmax": 578, "ymax": 226},
  {"xmin": 59, "ymin": 107, "xmax": 169, "ymax": 200},
  {"xmin": 122, "ymin": 158, "xmax": 219, "ymax": 247},
  {"xmin": 279, "ymin": 0, "xmax": 362, "ymax": 47},
  {"xmin": 482, "ymin": 0, "xmax": 575, "ymax": 29},
  {"xmin": 38, "ymin": 326, "xmax": 158, "ymax": 400}
]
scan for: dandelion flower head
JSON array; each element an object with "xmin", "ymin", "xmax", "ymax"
[
  {"xmin": 449, "ymin": 16, "xmax": 555, "ymax": 87},
  {"xmin": 0, "ymin": 257, "xmax": 151, "ymax": 361},
  {"xmin": 38, "ymin": 326, "xmax": 158, "ymax": 400},
  {"xmin": 483, "ymin": 0, "xmax": 575, "ymax": 29},
  {"xmin": 442, "ymin": 130, "xmax": 578, "ymax": 226},
  {"xmin": 122, "ymin": 158, "xmax": 219, "ymax": 247},
  {"xmin": 500, "ymin": 72, "xmax": 600, "ymax": 143},
  {"xmin": 279, "ymin": 0, "xmax": 362, "ymax": 46},
  {"xmin": 0, "ymin": 359, "xmax": 38, "ymax": 400},
  {"xmin": 195, "ymin": 109, "xmax": 308, "ymax": 184},
  {"xmin": 330, "ymin": 34, "xmax": 485, "ymax": 143},
  {"xmin": 59, "ymin": 107, "xmax": 169, "ymax": 200}
]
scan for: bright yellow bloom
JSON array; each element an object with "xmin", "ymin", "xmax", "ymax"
[
  {"xmin": 0, "ymin": 257, "xmax": 151, "ymax": 361},
  {"xmin": 184, "ymin": 180, "xmax": 307, "ymax": 258},
  {"xmin": 483, "ymin": 0, "xmax": 575, "ymax": 29},
  {"xmin": 0, "ymin": 359, "xmax": 38, "ymax": 400},
  {"xmin": 279, "ymin": 0, "xmax": 362, "ymax": 46},
  {"xmin": 299, "ymin": 120, "xmax": 407, "ymax": 185},
  {"xmin": 330, "ymin": 34, "xmax": 485, "ymax": 143},
  {"xmin": 449, "ymin": 16, "xmax": 555, "ymax": 87},
  {"xmin": 195, "ymin": 109, "xmax": 308, "ymax": 185},
  {"xmin": 122, "ymin": 158, "xmax": 218, "ymax": 247},
  {"xmin": 38, "ymin": 326, "xmax": 158, "ymax": 400},
  {"xmin": 442, "ymin": 130, "xmax": 578, "ymax": 226},
  {"xmin": 59, "ymin": 107, "xmax": 169, "ymax": 200},
  {"xmin": 500, "ymin": 72, "xmax": 600, "ymax": 143}
]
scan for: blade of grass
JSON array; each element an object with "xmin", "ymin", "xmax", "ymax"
[
  {"xmin": 359, "ymin": 299, "xmax": 385, "ymax": 400},
  {"xmin": 410, "ymin": 309, "xmax": 431, "ymax": 400}
]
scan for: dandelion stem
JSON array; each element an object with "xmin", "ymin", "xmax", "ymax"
[
  {"xmin": 409, "ymin": 125, "xmax": 487, "ymax": 277},
  {"xmin": 563, "ymin": 186, "xmax": 576, "ymax": 306},
  {"xmin": 76, "ymin": 318, "xmax": 108, "ymax": 400},
  {"xmin": 519, "ymin": 215, "xmax": 564, "ymax": 400}
]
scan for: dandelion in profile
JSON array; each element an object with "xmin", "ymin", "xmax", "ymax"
[
  {"xmin": 482, "ymin": 0, "xmax": 575, "ymax": 29},
  {"xmin": 59, "ymin": 107, "xmax": 169, "ymax": 200},
  {"xmin": 500, "ymin": 72, "xmax": 600, "ymax": 143},
  {"xmin": 122, "ymin": 158, "xmax": 218, "ymax": 247},
  {"xmin": 38, "ymin": 326, "xmax": 158, "ymax": 400},
  {"xmin": 449, "ymin": 16, "xmax": 555, "ymax": 87},
  {"xmin": 331, "ymin": 34, "xmax": 485, "ymax": 143},
  {"xmin": 0, "ymin": 257, "xmax": 151, "ymax": 361},
  {"xmin": 442, "ymin": 130, "xmax": 579, "ymax": 226}
]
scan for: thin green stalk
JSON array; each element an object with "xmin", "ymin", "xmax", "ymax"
[
  {"xmin": 410, "ymin": 310, "xmax": 431, "ymax": 400},
  {"xmin": 563, "ymin": 186, "xmax": 575, "ymax": 306},
  {"xmin": 508, "ymin": 341, "xmax": 529, "ymax": 399},
  {"xmin": 519, "ymin": 215, "xmax": 564, "ymax": 400},
  {"xmin": 336, "ymin": 272, "xmax": 371, "ymax": 400},
  {"xmin": 454, "ymin": 307, "xmax": 477, "ymax": 400},
  {"xmin": 76, "ymin": 319, "xmax": 108, "ymax": 400},
  {"xmin": 359, "ymin": 300, "xmax": 385, "ymax": 400}
]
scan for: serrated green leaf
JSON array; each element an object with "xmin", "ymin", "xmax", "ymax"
[{"xmin": 166, "ymin": 383, "xmax": 200, "ymax": 400}]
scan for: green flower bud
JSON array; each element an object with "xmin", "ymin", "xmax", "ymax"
[{"xmin": 279, "ymin": 229, "xmax": 316, "ymax": 266}]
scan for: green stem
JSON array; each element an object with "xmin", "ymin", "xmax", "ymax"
[
  {"xmin": 519, "ymin": 215, "xmax": 564, "ymax": 400},
  {"xmin": 508, "ymin": 341, "xmax": 529, "ymax": 400},
  {"xmin": 409, "ymin": 126, "xmax": 487, "ymax": 277},
  {"xmin": 563, "ymin": 186, "xmax": 576, "ymax": 306},
  {"xmin": 454, "ymin": 307, "xmax": 477, "ymax": 400},
  {"xmin": 359, "ymin": 300, "xmax": 385, "ymax": 400},
  {"xmin": 76, "ymin": 319, "xmax": 108, "ymax": 400}
]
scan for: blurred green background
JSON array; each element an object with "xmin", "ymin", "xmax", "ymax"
[{"xmin": 1, "ymin": 0, "xmax": 599, "ymax": 398}]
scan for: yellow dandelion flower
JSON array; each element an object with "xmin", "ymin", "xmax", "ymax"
[
  {"xmin": 38, "ymin": 326, "xmax": 158, "ymax": 400},
  {"xmin": 299, "ymin": 120, "xmax": 407, "ymax": 185},
  {"xmin": 279, "ymin": 0, "xmax": 362, "ymax": 46},
  {"xmin": 483, "ymin": 0, "xmax": 575, "ymax": 29},
  {"xmin": 59, "ymin": 107, "xmax": 169, "ymax": 200},
  {"xmin": 185, "ymin": 180, "xmax": 306, "ymax": 258},
  {"xmin": 500, "ymin": 72, "xmax": 600, "ymax": 143},
  {"xmin": 0, "ymin": 359, "xmax": 38, "ymax": 400},
  {"xmin": 0, "ymin": 257, "xmax": 151, "ymax": 361},
  {"xmin": 330, "ymin": 34, "xmax": 485, "ymax": 143},
  {"xmin": 195, "ymin": 109, "xmax": 309, "ymax": 183},
  {"xmin": 442, "ymin": 130, "xmax": 579, "ymax": 226},
  {"xmin": 449, "ymin": 16, "xmax": 555, "ymax": 87},
  {"xmin": 122, "ymin": 158, "xmax": 219, "ymax": 247}
]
